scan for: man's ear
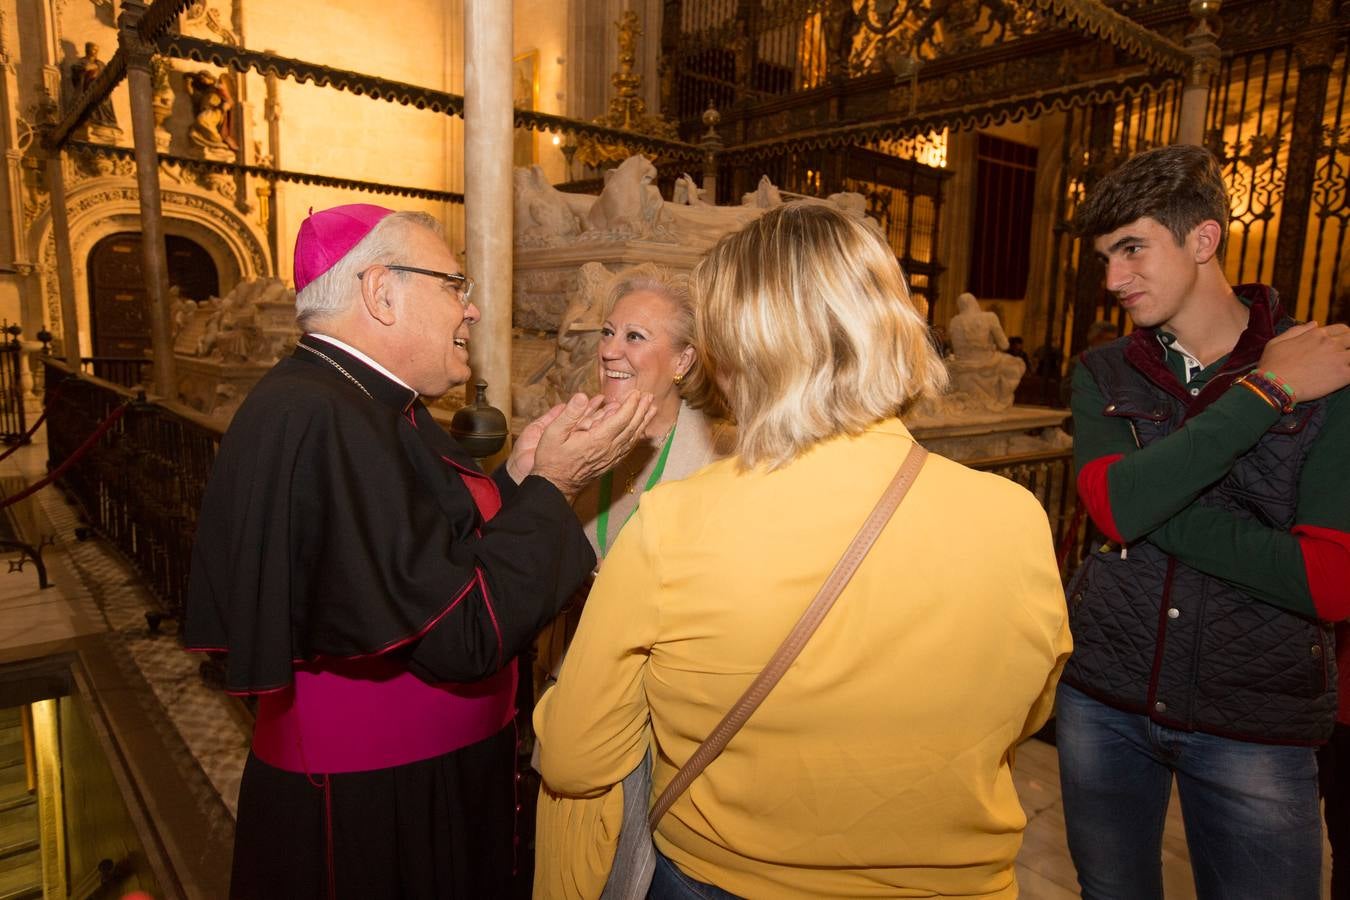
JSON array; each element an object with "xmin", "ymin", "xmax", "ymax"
[
  {"xmin": 1192, "ymin": 220, "xmax": 1224, "ymax": 265},
  {"xmin": 359, "ymin": 265, "xmax": 398, "ymax": 326}
]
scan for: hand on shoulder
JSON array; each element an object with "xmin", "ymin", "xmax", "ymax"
[{"xmin": 1258, "ymin": 322, "xmax": 1350, "ymax": 402}]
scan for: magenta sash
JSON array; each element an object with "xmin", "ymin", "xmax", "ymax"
[{"xmin": 252, "ymin": 657, "xmax": 516, "ymax": 774}]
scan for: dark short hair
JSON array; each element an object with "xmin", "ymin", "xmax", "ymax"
[{"xmin": 1072, "ymin": 145, "xmax": 1231, "ymax": 258}]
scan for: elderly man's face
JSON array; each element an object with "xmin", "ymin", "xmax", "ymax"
[{"xmin": 388, "ymin": 225, "xmax": 480, "ymax": 398}]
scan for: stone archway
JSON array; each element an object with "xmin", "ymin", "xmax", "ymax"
[{"xmin": 30, "ymin": 181, "xmax": 269, "ymax": 357}]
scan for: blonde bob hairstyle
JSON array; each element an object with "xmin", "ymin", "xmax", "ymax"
[
  {"xmin": 600, "ymin": 263, "xmax": 719, "ymax": 413},
  {"xmin": 692, "ymin": 202, "xmax": 947, "ymax": 470}
]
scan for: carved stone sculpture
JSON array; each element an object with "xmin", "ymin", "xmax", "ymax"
[
  {"xmin": 586, "ymin": 155, "xmax": 672, "ymax": 237},
  {"xmin": 71, "ymin": 43, "xmax": 120, "ymax": 138},
  {"xmin": 673, "ymin": 173, "xmax": 707, "ymax": 206},
  {"xmin": 174, "ymin": 278, "xmax": 299, "ymax": 418},
  {"xmin": 742, "ymin": 175, "xmax": 783, "ymax": 208},
  {"xmin": 151, "ymin": 56, "xmax": 175, "ymax": 151},
  {"xmin": 514, "ymin": 261, "xmax": 611, "ymax": 421},
  {"xmin": 514, "ymin": 165, "xmax": 583, "ymax": 243},
  {"xmin": 173, "ymin": 278, "xmax": 296, "ymax": 364},
  {"xmin": 946, "ymin": 292, "xmax": 1026, "ymax": 410},
  {"xmin": 186, "ymin": 71, "xmax": 237, "ymax": 158}
]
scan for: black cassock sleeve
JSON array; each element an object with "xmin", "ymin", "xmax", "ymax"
[{"xmin": 185, "ymin": 367, "xmax": 595, "ymax": 692}]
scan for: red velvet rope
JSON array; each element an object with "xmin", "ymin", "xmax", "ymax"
[
  {"xmin": 0, "ymin": 398, "xmax": 132, "ymax": 511},
  {"xmin": 0, "ymin": 384, "xmax": 65, "ymax": 466}
]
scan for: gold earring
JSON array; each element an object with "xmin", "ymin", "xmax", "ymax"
[{"xmin": 673, "ymin": 372, "xmax": 685, "ymax": 385}]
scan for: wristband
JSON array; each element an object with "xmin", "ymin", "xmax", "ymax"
[
  {"xmin": 1260, "ymin": 370, "xmax": 1296, "ymax": 402},
  {"xmin": 1235, "ymin": 372, "xmax": 1295, "ymax": 414}
]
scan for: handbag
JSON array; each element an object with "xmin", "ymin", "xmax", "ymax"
[{"xmin": 601, "ymin": 443, "xmax": 929, "ymax": 899}]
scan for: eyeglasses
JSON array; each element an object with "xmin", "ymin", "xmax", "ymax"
[{"xmin": 358, "ymin": 264, "xmax": 475, "ymax": 304}]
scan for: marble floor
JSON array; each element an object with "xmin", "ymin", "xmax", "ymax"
[{"xmin": 0, "ymin": 426, "xmax": 1335, "ymax": 898}]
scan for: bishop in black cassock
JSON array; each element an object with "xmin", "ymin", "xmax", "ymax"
[{"xmin": 185, "ymin": 204, "xmax": 652, "ymax": 899}]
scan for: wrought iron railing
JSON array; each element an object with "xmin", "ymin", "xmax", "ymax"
[
  {"xmin": 43, "ymin": 360, "xmax": 222, "ymax": 628},
  {"xmin": 0, "ymin": 331, "xmax": 29, "ymax": 445},
  {"xmin": 79, "ymin": 357, "xmax": 153, "ymax": 390}
]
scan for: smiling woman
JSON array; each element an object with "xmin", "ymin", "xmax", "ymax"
[{"xmin": 534, "ymin": 262, "xmax": 733, "ymax": 681}]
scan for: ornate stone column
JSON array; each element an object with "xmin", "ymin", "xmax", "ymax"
[
  {"xmin": 44, "ymin": 150, "xmax": 81, "ymax": 367},
  {"xmin": 120, "ymin": 0, "xmax": 177, "ymax": 399},
  {"xmin": 463, "ymin": 0, "xmax": 513, "ymax": 417},
  {"xmin": 1177, "ymin": 1, "xmax": 1222, "ymax": 146},
  {"xmin": 0, "ymin": 16, "xmax": 28, "ymax": 275}
]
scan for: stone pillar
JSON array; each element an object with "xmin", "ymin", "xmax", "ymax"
[
  {"xmin": 464, "ymin": 0, "xmax": 513, "ymax": 417},
  {"xmin": 264, "ymin": 59, "xmax": 283, "ymax": 275},
  {"xmin": 0, "ymin": 31, "xmax": 27, "ymax": 272},
  {"xmin": 1176, "ymin": 2, "xmax": 1222, "ymax": 146},
  {"xmin": 1022, "ymin": 112, "xmax": 1068, "ymax": 355},
  {"xmin": 121, "ymin": 1, "xmax": 177, "ymax": 398},
  {"xmin": 935, "ymin": 129, "xmax": 978, "ymax": 329},
  {"xmin": 44, "ymin": 153, "xmax": 80, "ymax": 367}
]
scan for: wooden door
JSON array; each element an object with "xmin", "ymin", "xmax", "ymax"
[{"xmin": 87, "ymin": 233, "xmax": 221, "ymax": 359}]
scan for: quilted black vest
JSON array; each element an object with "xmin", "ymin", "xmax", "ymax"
[{"xmin": 1062, "ymin": 286, "xmax": 1338, "ymax": 744}]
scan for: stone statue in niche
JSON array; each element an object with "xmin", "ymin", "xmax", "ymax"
[
  {"xmin": 186, "ymin": 71, "xmax": 237, "ymax": 157},
  {"xmin": 151, "ymin": 56, "xmax": 175, "ymax": 151},
  {"xmin": 70, "ymin": 43, "xmax": 120, "ymax": 136},
  {"xmin": 946, "ymin": 292, "xmax": 1026, "ymax": 410}
]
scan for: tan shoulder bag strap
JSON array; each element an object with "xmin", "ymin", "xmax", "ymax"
[{"xmin": 649, "ymin": 442, "xmax": 929, "ymax": 828}]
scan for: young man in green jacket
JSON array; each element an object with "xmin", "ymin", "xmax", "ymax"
[{"xmin": 1059, "ymin": 144, "xmax": 1350, "ymax": 900}]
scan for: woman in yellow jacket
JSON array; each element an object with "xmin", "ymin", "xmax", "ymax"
[{"xmin": 534, "ymin": 202, "xmax": 1072, "ymax": 899}]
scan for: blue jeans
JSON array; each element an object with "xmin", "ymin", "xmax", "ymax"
[
  {"xmin": 1055, "ymin": 684, "xmax": 1323, "ymax": 900},
  {"xmin": 648, "ymin": 849, "xmax": 742, "ymax": 900}
]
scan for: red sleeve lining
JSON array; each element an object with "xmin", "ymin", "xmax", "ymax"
[
  {"xmin": 1077, "ymin": 453, "xmax": 1125, "ymax": 544},
  {"xmin": 1293, "ymin": 524, "xmax": 1350, "ymax": 621}
]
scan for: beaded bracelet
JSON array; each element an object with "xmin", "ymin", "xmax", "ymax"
[
  {"xmin": 1235, "ymin": 371, "xmax": 1296, "ymax": 414},
  {"xmin": 1259, "ymin": 370, "xmax": 1296, "ymax": 401}
]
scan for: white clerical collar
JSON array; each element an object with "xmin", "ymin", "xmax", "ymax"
[{"xmin": 307, "ymin": 333, "xmax": 416, "ymax": 393}]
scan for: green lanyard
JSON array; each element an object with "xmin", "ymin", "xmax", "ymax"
[{"xmin": 596, "ymin": 426, "xmax": 676, "ymax": 559}]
